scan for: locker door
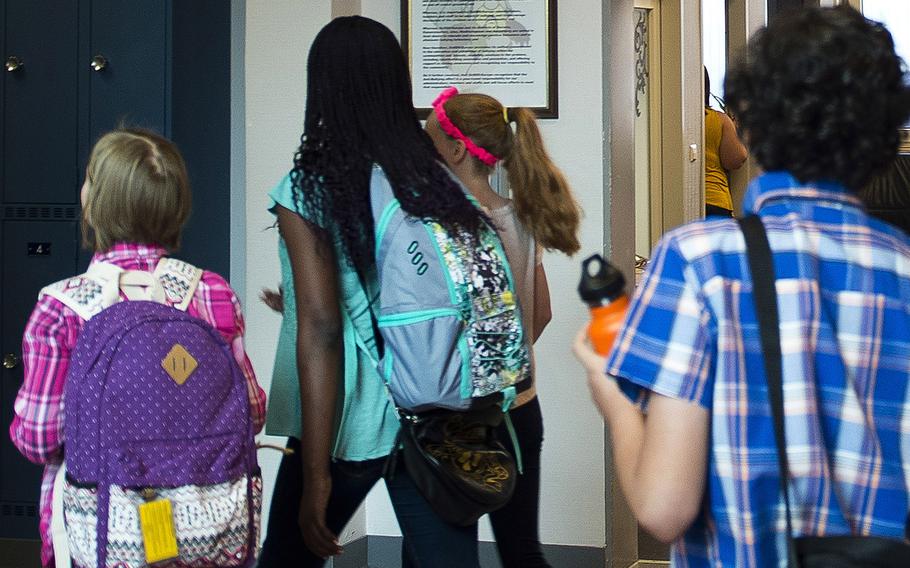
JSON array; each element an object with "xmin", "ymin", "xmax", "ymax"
[
  {"xmin": 2, "ymin": 1, "xmax": 79, "ymax": 204},
  {"xmin": 0, "ymin": 215, "xmax": 79, "ymax": 539},
  {"xmin": 171, "ymin": 0, "xmax": 231, "ymax": 277},
  {"xmin": 89, "ymin": 0, "xmax": 167, "ymax": 142}
]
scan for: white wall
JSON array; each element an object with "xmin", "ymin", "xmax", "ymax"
[
  {"xmin": 864, "ymin": 1, "xmax": 910, "ymax": 66},
  {"xmin": 242, "ymin": 0, "xmax": 609, "ymax": 551}
]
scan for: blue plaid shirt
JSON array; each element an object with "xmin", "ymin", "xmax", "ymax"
[{"xmin": 606, "ymin": 172, "xmax": 910, "ymax": 567}]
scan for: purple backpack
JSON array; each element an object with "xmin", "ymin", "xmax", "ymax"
[{"xmin": 42, "ymin": 260, "xmax": 260, "ymax": 568}]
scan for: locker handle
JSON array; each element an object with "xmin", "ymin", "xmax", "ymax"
[
  {"xmin": 90, "ymin": 55, "xmax": 108, "ymax": 72},
  {"xmin": 5, "ymin": 56, "xmax": 23, "ymax": 73},
  {"xmin": 3, "ymin": 353, "xmax": 20, "ymax": 370}
]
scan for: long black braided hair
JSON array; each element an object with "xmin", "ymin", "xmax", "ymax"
[{"xmin": 291, "ymin": 16, "xmax": 485, "ymax": 273}]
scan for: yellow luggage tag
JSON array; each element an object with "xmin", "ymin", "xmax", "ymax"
[{"xmin": 138, "ymin": 494, "xmax": 179, "ymax": 564}]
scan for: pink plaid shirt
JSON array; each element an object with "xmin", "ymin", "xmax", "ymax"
[{"xmin": 8, "ymin": 243, "xmax": 267, "ymax": 567}]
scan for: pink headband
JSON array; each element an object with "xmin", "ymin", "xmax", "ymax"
[{"xmin": 432, "ymin": 87, "xmax": 501, "ymax": 166}]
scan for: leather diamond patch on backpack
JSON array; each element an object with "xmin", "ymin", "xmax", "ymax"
[{"xmin": 161, "ymin": 344, "xmax": 198, "ymax": 385}]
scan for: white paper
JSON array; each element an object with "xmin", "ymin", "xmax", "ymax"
[{"xmin": 409, "ymin": 0, "xmax": 551, "ymax": 109}]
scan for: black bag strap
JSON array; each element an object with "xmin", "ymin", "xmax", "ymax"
[{"xmin": 738, "ymin": 215, "xmax": 800, "ymax": 566}]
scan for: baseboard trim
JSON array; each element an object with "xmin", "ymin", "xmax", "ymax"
[
  {"xmin": 329, "ymin": 535, "xmax": 606, "ymax": 567},
  {"xmin": 0, "ymin": 533, "xmax": 614, "ymax": 568}
]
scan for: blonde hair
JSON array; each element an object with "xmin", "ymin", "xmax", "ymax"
[
  {"xmin": 442, "ymin": 93, "xmax": 581, "ymax": 255},
  {"xmin": 83, "ymin": 129, "xmax": 191, "ymax": 252}
]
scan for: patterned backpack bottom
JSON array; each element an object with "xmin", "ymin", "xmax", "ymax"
[{"xmin": 63, "ymin": 473, "xmax": 262, "ymax": 568}]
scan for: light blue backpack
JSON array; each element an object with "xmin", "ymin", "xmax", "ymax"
[{"xmin": 368, "ymin": 165, "xmax": 531, "ymax": 412}]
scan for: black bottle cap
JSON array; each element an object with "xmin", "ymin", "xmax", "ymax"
[{"xmin": 578, "ymin": 254, "xmax": 626, "ymax": 305}]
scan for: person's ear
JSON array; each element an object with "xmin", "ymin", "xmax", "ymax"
[{"xmin": 451, "ymin": 139, "xmax": 469, "ymax": 165}]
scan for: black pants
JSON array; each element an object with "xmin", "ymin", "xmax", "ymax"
[
  {"xmin": 257, "ymin": 439, "xmax": 384, "ymax": 567},
  {"xmin": 490, "ymin": 397, "xmax": 552, "ymax": 568},
  {"xmin": 257, "ymin": 438, "xmax": 480, "ymax": 568},
  {"xmin": 705, "ymin": 204, "xmax": 734, "ymax": 218}
]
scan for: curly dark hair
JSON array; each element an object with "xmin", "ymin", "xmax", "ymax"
[
  {"xmin": 724, "ymin": 6, "xmax": 910, "ymax": 191},
  {"xmin": 292, "ymin": 16, "xmax": 484, "ymax": 273}
]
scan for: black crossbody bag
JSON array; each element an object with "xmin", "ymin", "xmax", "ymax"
[{"xmin": 739, "ymin": 215, "xmax": 910, "ymax": 567}]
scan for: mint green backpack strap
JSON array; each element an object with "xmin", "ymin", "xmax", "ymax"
[{"xmin": 500, "ymin": 386, "xmax": 523, "ymax": 474}]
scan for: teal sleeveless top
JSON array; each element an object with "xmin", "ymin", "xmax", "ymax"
[{"xmin": 265, "ymin": 175, "xmax": 399, "ymax": 461}]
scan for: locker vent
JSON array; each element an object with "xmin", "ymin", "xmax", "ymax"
[
  {"xmin": 3, "ymin": 205, "xmax": 77, "ymax": 220},
  {"xmin": 0, "ymin": 502, "xmax": 38, "ymax": 519}
]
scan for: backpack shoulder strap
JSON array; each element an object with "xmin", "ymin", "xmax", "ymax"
[
  {"xmin": 39, "ymin": 262, "xmax": 123, "ymax": 321},
  {"xmin": 153, "ymin": 258, "xmax": 203, "ymax": 312},
  {"xmin": 370, "ymin": 165, "xmax": 398, "ymax": 234}
]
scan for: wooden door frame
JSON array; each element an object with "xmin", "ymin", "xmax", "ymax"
[
  {"xmin": 604, "ymin": 0, "xmax": 702, "ymax": 565},
  {"xmin": 603, "ymin": 3, "xmax": 638, "ymax": 566}
]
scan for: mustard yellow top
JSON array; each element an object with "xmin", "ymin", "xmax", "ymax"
[{"xmin": 705, "ymin": 108, "xmax": 733, "ymax": 211}]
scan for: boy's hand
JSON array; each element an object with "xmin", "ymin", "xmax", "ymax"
[
  {"xmin": 574, "ymin": 327, "xmax": 626, "ymax": 417},
  {"xmin": 573, "ymin": 327, "xmax": 608, "ymax": 379}
]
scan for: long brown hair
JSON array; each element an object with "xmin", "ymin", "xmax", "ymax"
[{"xmin": 442, "ymin": 93, "xmax": 581, "ymax": 255}]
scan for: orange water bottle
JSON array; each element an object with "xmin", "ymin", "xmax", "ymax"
[{"xmin": 578, "ymin": 254, "xmax": 629, "ymax": 356}]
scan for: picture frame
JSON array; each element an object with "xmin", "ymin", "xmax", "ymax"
[
  {"xmin": 900, "ymin": 129, "xmax": 910, "ymax": 155},
  {"xmin": 401, "ymin": 0, "xmax": 558, "ymax": 119}
]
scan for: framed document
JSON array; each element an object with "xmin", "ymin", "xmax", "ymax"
[{"xmin": 402, "ymin": 0, "xmax": 558, "ymax": 118}]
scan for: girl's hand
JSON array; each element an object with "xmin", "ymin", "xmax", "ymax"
[
  {"xmin": 298, "ymin": 471, "xmax": 341, "ymax": 558},
  {"xmin": 260, "ymin": 286, "xmax": 284, "ymax": 313}
]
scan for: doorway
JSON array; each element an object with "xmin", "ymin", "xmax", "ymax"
[
  {"xmin": 627, "ymin": 0, "xmax": 703, "ymax": 280},
  {"xmin": 633, "ymin": 1, "xmax": 663, "ymax": 283}
]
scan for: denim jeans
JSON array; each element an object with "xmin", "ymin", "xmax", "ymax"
[
  {"xmin": 257, "ymin": 437, "xmax": 479, "ymax": 568},
  {"xmin": 387, "ymin": 467, "xmax": 479, "ymax": 568}
]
